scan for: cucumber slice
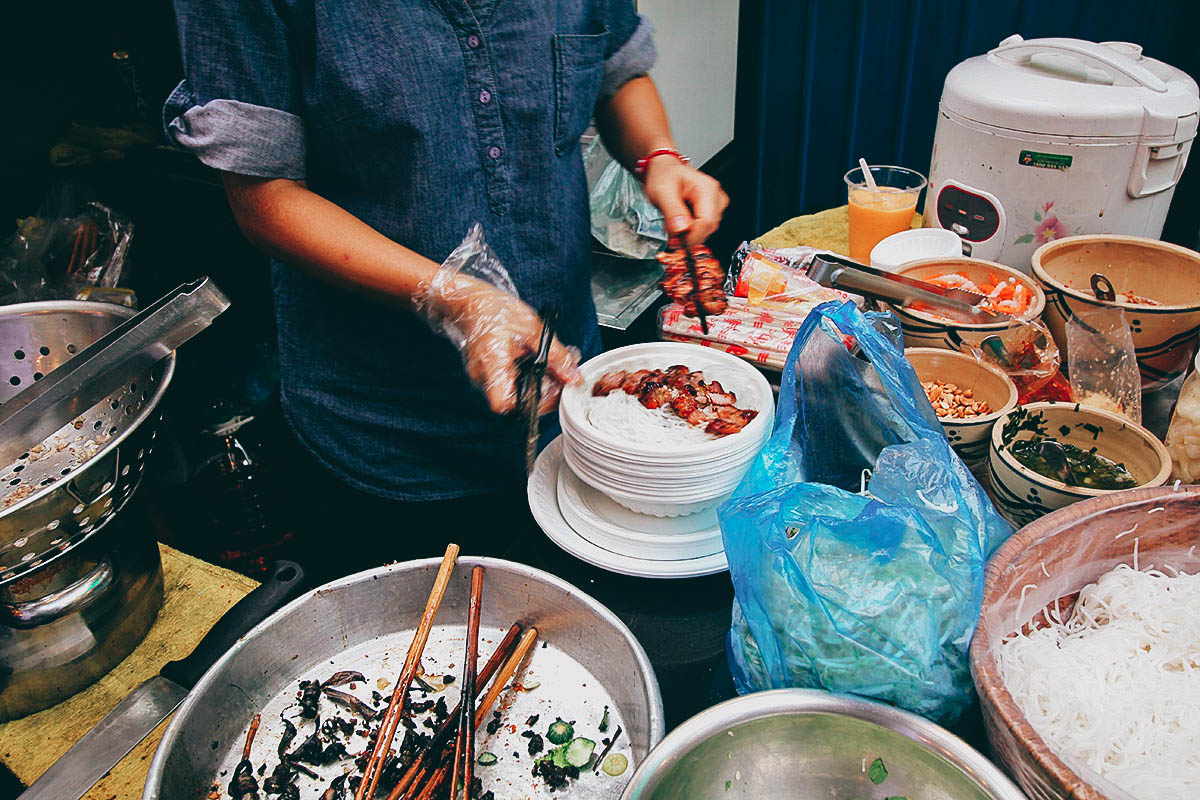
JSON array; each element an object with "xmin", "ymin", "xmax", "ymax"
[
  {"xmin": 602, "ymin": 753, "xmax": 629, "ymax": 776},
  {"xmin": 546, "ymin": 718, "xmax": 574, "ymax": 745},
  {"xmin": 477, "ymin": 752, "xmax": 498, "ymax": 766},
  {"xmin": 564, "ymin": 737, "xmax": 596, "ymax": 768}
]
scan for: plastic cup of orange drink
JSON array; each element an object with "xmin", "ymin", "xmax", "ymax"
[{"xmin": 844, "ymin": 165, "xmax": 926, "ymax": 263}]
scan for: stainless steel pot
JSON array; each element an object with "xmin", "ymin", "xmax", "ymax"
[
  {"xmin": 0, "ymin": 301, "xmax": 174, "ymax": 719},
  {"xmin": 620, "ymin": 690, "xmax": 1027, "ymax": 800},
  {"xmin": 144, "ymin": 557, "xmax": 665, "ymax": 799}
]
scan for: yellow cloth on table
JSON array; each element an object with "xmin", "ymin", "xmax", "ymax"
[
  {"xmin": 0, "ymin": 544, "xmax": 257, "ymax": 799},
  {"xmin": 755, "ymin": 205, "xmax": 924, "ymax": 255}
]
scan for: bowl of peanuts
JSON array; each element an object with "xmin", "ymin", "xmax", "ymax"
[{"xmin": 906, "ymin": 347, "xmax": 1018, "ymax": 468}]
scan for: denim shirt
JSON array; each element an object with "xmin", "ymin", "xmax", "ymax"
[{"xmin": 165, "ymin": 1, "xmax": 655, "ymax": 500}]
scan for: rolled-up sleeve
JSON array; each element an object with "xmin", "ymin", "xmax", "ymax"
[
  {"xmin": 600, "ymin": 8, "xmax": 657, "ymax": 99},
  {"xmin": 163, "ymin": 1, "xmax": 307, "ymax": 179}
]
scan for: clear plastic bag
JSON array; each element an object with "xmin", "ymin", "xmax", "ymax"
[
  {"xmin": 0, "ymin": 199, "xmax": 132, "ymax": 304},
  {"xmin": 964, "ymin": 319, "xmax": 1072, "ymax": 404},
  {"xmin": 584, "ymin": 137, "xmax": 666, "ymax": 259},
  {"xmin": 1066, "ymin": 306, "xmax": 1142, "ymax": 424},
  {"xmin": 720, "ymin": 300, "xmax": 1013, "ymax": 724}
]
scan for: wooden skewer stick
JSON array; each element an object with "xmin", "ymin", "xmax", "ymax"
[
  {"xmin": 242, "ymin": 713, "xmax": 262, "ymax": 761},
  {"xmin": 451, "ymin": 567, "xmax": 484, "ymax": 800},
  {"xmin": 384, "ymin": 624, "xmax": 521, "ymax": 800},
  {"xmin": 410, "ymin": 628, "xmax": 540, "ymax": 800},
  {"xmin": 356, "ymin": 543, "xmax": 461, "ymax": 800}
]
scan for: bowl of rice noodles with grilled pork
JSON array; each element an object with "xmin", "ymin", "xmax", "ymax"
[{"xmin": 559, "ymin": 343, "xmax": 773, "ymax": 518}]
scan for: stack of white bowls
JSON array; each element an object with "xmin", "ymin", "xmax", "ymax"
[{"xmin": 558, "ymin": 343, "xmax": 774, "ymax": 518}]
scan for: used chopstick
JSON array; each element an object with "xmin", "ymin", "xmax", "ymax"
[
  {"xmin": 450, "ymin": 567, "xmax": 484, "ymax": 800},
  {"xmin": 356, "ymin": 543, "xmax": 461, "ymax": 800},
  {"xmin": 411, "ymin": 628, "xmax": 540, "ymax": 800},
  {"xmin": 384, "ymin": 624, "xmax": 522, "ymax": 800}
]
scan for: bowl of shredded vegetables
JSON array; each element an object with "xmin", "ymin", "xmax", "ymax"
[
  {"xmin": 971, "ymin": 485, "xmax": 1200, "ymax": 800},
  {"xmin": 889, "ymin": 257, "xmax": 1045, "ymax": 351},
  {"xmin": 986, "ymin": 402, "xmax": 1172, "ymax": 528},
  {"xmin": 1032, "ymin": 234, "xmax": 1200, "ymax": 390}
]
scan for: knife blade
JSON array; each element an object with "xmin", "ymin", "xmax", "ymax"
[{"xmin": 17, "ymin": 560, "xmax": 305, "ymax": 800}]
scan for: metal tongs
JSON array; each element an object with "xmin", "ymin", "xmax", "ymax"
[
  {"xmin": 807, "ymin": 253, "xmax": 1011, "ymax": 324},
  {"xmin": 0, "ymin": 277, "xmax": 230, "ymax": 467},
  {"xmin": 516, "ymin": 304, "xmax": 558, "ymax": 475}
]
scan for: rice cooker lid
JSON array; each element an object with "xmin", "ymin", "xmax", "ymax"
[{"xmin": 941, "ymin": 35, "xmax": 1200, "ymax": 140}]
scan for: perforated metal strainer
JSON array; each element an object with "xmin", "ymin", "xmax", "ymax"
[{"xmin": 0, "ymin": 301, "xmax": 174, "ymax": 584}]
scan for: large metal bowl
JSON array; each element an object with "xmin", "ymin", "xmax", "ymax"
[
  {"xmin": 144, "ymin": 557, "xmax": 665, "ymax": 798},
  {"xmin": 621, "ymin": 690, "xmax": 1026, "ymax": 800}
]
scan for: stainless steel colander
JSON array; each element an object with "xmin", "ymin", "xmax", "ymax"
[{"xmin": 0, "ymin": 301, "xmax": 174, "ymax": 584}]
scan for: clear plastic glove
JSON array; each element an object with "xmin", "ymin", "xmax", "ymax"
[{"xmin": 415, "ymin": 224, "xmax": 582, "ymax": 415}]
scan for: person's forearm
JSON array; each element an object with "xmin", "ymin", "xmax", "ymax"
[
  {"xmin": 221, "ymin": 173, "xmax": 439, "ymax": 302},
  {"xmin": 594, "ymin": 76, "xmax": 676, "ymax": 170}
]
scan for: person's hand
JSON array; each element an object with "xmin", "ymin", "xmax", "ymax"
[
  {"xmin": 640, "ymin": 156, "xmax": 730, "ymax": 248},
  {"xmin": 431, "ymin": 276, "xmax": 582, "ymax": 415}
]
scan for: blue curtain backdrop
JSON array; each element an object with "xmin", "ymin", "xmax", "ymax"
[{"xmin": 734, "ymin": 0, "xmax": 1200, "ymax": 246}]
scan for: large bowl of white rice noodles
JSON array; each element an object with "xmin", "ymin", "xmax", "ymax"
[
  {"xmin": 970, "ymin": 485, "xmax": 1200, "ymax": 800},
  {"xmin": 558, "ymin": 342, "xmax": 773, "ymax": 517}
]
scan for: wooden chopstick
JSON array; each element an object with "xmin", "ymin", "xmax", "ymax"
[
  {"xmin": 356, "ymin": 543, "xmax": 461, "ymax": 800},
  {"xmin": 384, "ymin": 623, "xmax": 521, "ymax": 800},
  {"xmin": 450, "ymin": 567, "xmax": 484, "ymax": 800},
  {"xmin": 410, "ymin": 628, "xmax": 540, "ymax": 800}
]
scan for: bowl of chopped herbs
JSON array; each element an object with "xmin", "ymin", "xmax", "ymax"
[{"xmin": 987, "ymin": 402, "xmax": 1172, "ymax": 527}]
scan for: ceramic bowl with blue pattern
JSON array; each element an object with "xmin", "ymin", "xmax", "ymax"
[
  {"xmin": 889, "ymin": 257, "xmax": 1045, "ymax": 352},
  {"xmin": 987, "ymin": 402, "xmax": 1172, "ymax": 528},
  {"xmin": 906, "ymin": 347, "xmax": 1017, "ymax": 469},
  {"xmin": 1032, "ymin": 234, "xmax": 1200, "ymax": 391}
]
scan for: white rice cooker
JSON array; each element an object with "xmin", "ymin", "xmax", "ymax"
[{"xmin": 927, "ymin": 35, "xmax": 1199, "ymax": 272}]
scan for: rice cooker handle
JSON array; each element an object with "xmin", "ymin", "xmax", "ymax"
[{"xmin": 995, "ymin": 38, "xmax": 1168, "ymax": 92}]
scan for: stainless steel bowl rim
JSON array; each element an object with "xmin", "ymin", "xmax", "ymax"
[
  {"xmin": 144, "ymin": 555, "xmax": 667, "ymax": 798},
  {"xmin": 620, "ymin": 689, "xmax": 1027, "ymax": 800},
  {"xmin": 0, "ymin": 301, "xmax": 176, "ymax": 522}
]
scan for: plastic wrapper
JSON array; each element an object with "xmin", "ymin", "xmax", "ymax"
[
  {"xmin": 964, "ymin": 320, "xmax": 1072, "ymax": 404},
  {"xmin": 0, "ymin": 201, "xmax": 132, "ymax": 304},
  {"xmin": 720, "ymin": 300, "xmax": 1013, "ymax": 724},
  {"xmin": 973, "ymin": 487, "xmax": 1200, "ymax": 800},
  {"xmin": 660, "ymin": 297, "xmax": 811, "ymax": 371},
  {"xmin": 584, "ymin": 137, "xmax": 666, "ymax": 259},
  {"xmin": 1066, "ymin": 307, "xmax": 1142, "ymax": 424},
  {"xmin": 414, "ymin": 223, "xmax": 579, "ymax": 413}
]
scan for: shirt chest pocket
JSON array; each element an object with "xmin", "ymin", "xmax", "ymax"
[{"xmin": 552, "ymin": 32, "xmax": 608, "ymax": 156}]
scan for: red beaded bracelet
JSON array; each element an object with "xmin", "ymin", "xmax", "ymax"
[{"xmin": 634, "ymin": 147, "xmax": 691, "ymax": 180}]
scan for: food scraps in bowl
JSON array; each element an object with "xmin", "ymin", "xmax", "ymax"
[
  {"xmin": 590, "ymin": 366, "xmax": 758, "ymax": 438},
  {"xmin": 921, "ymin": 380, "xmax": 992, "ymax": 419}
]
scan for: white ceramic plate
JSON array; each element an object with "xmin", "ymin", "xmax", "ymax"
[
  {"xmin": 527, "ymin": 437, "xmax": 729, "ymax": 579},
  {"xmin": 556, "ymin": 464, "xmax": 724, "ymax": 560}
]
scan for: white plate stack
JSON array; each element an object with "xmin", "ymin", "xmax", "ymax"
[{"xmin": 527, "ymin": 343, "xmax": 773, "ymax": 578}]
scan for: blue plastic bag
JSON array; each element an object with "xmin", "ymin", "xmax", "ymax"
[{"xmin": 719, "ymin": 301, "xmax": 1013, "ymax": 725}]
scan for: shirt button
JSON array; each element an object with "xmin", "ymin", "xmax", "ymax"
[
  {"xmin": 467, "ymin": 34, "xmax": 481, "ymax": 48},
  {"xmin": 479, "ymin": 89, "xmax": 492, "ymax": 104},
  {"xmin": 488, "ymin": 146, "xmax": 502, "ymax": 160}
]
